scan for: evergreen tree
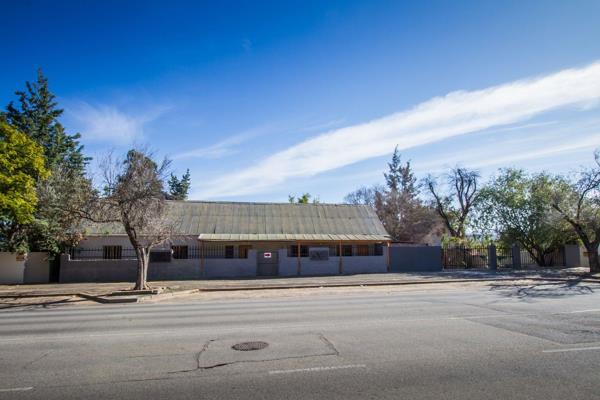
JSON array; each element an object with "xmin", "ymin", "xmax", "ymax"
[
  {"xmin": 367, "ymin": 147, "xmax": 439, "ymax": 243},
  {"xmin": 3, "ymin": 69, "xmax": 88, "ymax": 173},
  {"xmin": 384, "ymin": 146, "xmax": 417, "ymax": 197},
  {"xmin": 167, "ymin": 169, "xmax": 191, "ymax": 200}
]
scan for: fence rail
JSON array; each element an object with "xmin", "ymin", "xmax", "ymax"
[
  {"xmin": 442, "ymin": 246, "xmax": 488, "ymax": 269},
  {"xmin": 68, "ymin": 245, "xmax": 246, "ymax": 260},
  {"xmin": 442, "ymin": 245, "xmax": 567, "ymax": 270}
]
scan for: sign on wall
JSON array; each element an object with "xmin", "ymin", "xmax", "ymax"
[{"xmin": 264, "ymin": 252, "xmax": 272, "ymax": 259}]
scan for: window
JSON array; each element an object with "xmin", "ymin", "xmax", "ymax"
[
  {"xmin": 300, "ymin": 245, "xmax": 309, "ymax": 257},
  {"xmin": 172, "ymin": 245, "xmax": 188, "ymax": 260},
  {"xmin": 225, "ymin": 245, "xmax": 234, "ymax": 259},
  {"xmin": 289, "ymin": 245, "xmax": 297, "ymax": 257},
  {"xmin": 374, "ymin": 243, "xmax": 384, "ymax": 256},
  {"xmin": 289, "ymin": 245, "xmax": 309, "ymax": 257},
  {"xmin": 238, "ymin": 245, "xmax": 251, "ymax": 259},
  {"xmin": 342, "ymin": 245, "xmax": 353, "ymax": 257},
  {"xmin": 150, "ymin": 251, "xmax": 171, "ymax": 262},
  {"xmin": 103, "ymin": 245, "xmax": 122, "ymax": 260},
  {"xmin": 329, "ymin": 245, "xmax": 340, "ymax": 257},
  {"xmin": 356, "ymin": 245, "xmax": 369, "ymax": 256}
]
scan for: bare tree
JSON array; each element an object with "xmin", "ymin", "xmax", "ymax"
[
  {"xmin": 99, "ymin": 149, "xmax": 175, "ymax": 290},
  {"xmin": 425, "ymin": 167, "xmax": 480, "ymax": 240},
  {"xmin": 552, "ymin": 151, "xmax": 600, "ymax": 272},
  {"xmin": 344, "ymin": 185, "xmax": 383, "ymax": 207}
]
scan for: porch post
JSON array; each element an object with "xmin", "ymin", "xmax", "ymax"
[
  {"xmin": 386, "ymin": 242, "xmax": 391, "ymax": 272},
  {"xmin": 297, "ymin": 242, "xmax": 301, "ymax": 276},
  {"xmin": 200, "ymin": 240, "xmax": 205, "ymax": 277},
  {"xmin": 339, "ymin": 241, "xmax": 343, "ymax": 274}
]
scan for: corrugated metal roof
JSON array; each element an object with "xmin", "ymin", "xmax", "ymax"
[{"xmin": 84, "ymin": 201, "xmax": 391, "ymax": 241}]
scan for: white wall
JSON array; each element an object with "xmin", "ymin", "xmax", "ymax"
[
  {"xmin": 0, "ymin": 252, "xmax": 26, "ymax": 284},
  {"xmin": 277, "ymin": 247, "xmax": 387, "ymax": 276},
  {"xmin": 204, "ymin": 250, "xmax": 258, "ymax": 278},
  {"xmin": 23, "ymin": 252, "xmax": 50, "ymax": 283}
]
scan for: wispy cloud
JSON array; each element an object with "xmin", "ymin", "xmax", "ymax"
[
  {"xmin": 173, "ymin": 118, "xmax": 345, "ymax": 160},
  {"xmin": 66, "ymin": 101, "xmax": 169, "ymax": 145},
  {"xmin": 414, "ymin": 132, "xmax": 600, "ymax": 174},
  {"xmin": 193, "ymin": 60, "xmax": 600, "ymax": 199},
  {"xmin": 173, "ymin": 125, "xmax": 274, "ymax": 160}
]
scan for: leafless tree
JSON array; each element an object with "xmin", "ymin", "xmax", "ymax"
[
  {"xmin": 425, "ymin": 167, "xmax": 480, "ymax": 240},
  {"xmin": 98, "ymin": 149, "xmax": 175, "ymax": 290},
  {"xmin": 344, "ymin": 185, "xmax": 383, "ymax": 207},
  {"xmin": 552, "ymin": 151, "xmax": 600, "ymax": 272}
]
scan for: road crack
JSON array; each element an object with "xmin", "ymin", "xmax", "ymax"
[{"xmin": 168, "ymin": 333, "xmax": 339, "ymax": 373}]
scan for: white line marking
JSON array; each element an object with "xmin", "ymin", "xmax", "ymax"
[
  {"xmin": 543, "ymin": 346, "xmax": 600, "ymax": 353},
  {"xmin": 269, "ymin": 364, "xmax": 366, "ymax": 375},
  {"xmin": 566, "ymin": 309, "xmax": 600, "ymax": 314},
  {"xmin": 0, "ymin": 387, "xmax": 33, "ymax": 392}
]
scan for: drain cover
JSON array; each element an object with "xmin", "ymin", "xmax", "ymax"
[{"xmin": 231, "ymin": 341, "xmax": 269, "ymax": 351}]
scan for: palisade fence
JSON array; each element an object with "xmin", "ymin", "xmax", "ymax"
[
  {"xmin": 69, "ymin": 245, "xmax": 237, "ymax": 261},
  {"xmin": 442, "ymin": 245, "xmax": 566, "ymax": 269}
]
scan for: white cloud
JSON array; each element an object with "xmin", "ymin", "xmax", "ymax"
[
  {"xmin": 414, "ymin": 132, "xmax": 600, "ymax": 174},
  {"xmin": 173, "ymin": 125, "xmax": 268, "ymax": 160},
  {"xmin": 173, "ymin": 118, "xmax": 345, "ymax": 160},
  {"xmin": 193, "ymin": 61, "xmax": 600, "ymax": 199},
  {"xmin": 66, "ymin": 102, "xmax": 168, "ymax": 145}
]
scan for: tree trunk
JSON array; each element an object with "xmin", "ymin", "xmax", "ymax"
[
  {"xmin": 134, "ymin": 247, "xmax": 150, "ymax": 290},
  {"xmin": 587, "ymin": 245, "xmax": 600, "ymax": 273}
]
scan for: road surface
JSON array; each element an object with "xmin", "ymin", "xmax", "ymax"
[{"xmin": 1, "ymin": 281, "xmax": 599, "ymax": 399}]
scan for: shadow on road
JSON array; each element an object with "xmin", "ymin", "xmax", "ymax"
[{"xmin": 489, "ymin": 278, "xmax": 595, "ymax": 299}]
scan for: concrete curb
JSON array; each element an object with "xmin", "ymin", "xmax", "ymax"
[
  {"xmin": 195, "ymin": 276, "xmax": 585, "ymax": 292},
  {"xmin": 137, "ymin": 289, "xmax": 199, "ymax": 303},
  {"xmin": 78, "ymin": 292, "xmax": 139, "ymax": 304}
]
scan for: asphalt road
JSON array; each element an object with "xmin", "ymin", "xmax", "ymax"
[{"xmin": 1, "ymin": 281, "xmax": 600, "ymax": 399}]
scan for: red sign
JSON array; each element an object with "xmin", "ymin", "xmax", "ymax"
[{"xmin": 264, "ymin": 252, "xmax": 272, "ymax": 258}]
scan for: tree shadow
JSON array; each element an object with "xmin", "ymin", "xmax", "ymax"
[
  {"xmin": 0, "ymin": 297, "xmax": 84, "ymax": 310},
  {"xmin": 489, "ymin": 278, "xmax": 595, "ymax": 299}
]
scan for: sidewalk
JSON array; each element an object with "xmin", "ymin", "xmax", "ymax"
[{"xmin": 1, "ymin": 268, "xmax": 597, "ymax": 298}]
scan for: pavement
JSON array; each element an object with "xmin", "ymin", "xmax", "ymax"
[
  {"xmin": 0, "ymin": 280, "xmax": 599, "ymax": 399},
  {"xmin": 1, "ymin": 268, "xmax": 597, "ymax": 299}
]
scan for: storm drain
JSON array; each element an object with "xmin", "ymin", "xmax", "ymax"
[{"xmin": 231, "ymin": 341, "xmax": 269, "ymax": 351}]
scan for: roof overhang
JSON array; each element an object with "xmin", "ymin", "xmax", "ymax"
[{"xmin": 198, "ymin": 234, "xmax": 391, "ymax": 242}]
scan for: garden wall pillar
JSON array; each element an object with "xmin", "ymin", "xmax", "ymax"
[
  {"xmin": 488, "ymin": 245, "xmax": 497, "ymax": 271},
  {"xmin": 511, "ymin": 245, "xmax": 521, "ymax": 269}
]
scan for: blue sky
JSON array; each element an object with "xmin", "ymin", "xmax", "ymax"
[{"xmin": 2, "ymin": 0, "xmax": 600, "ymax": 202}]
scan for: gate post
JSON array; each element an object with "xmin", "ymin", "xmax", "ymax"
[
  {"xmin": 488, "ymin": 244, "xmax": 497, "ymax": 271},
  {"xmin": 511, "ymin": 245, "xmax": 521, "ymax": 269}
]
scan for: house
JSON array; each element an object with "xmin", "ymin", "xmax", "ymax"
[{"xmin": 60, "ymin": 201, "xmax": 391, "ymax": 282}]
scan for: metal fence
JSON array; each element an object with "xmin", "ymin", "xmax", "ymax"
[
  {"xmin": 69, "ymin": 246, "xmax": 203, "ymax": 260},
  {"xmin": 69, "ymin": 247, "xmax": 138, "ymax": 260},
  {"xmin": 496, "ymin": 247, "xmax": 513, "ymax": 268},
  {"xmin": 442, "ymin": 245, "xmax": 567, "ymax": 269},
  {"xmin": 286, "ymin": 244, "xmax": 384, "ymax": 258},
  {"xmin": 519, "ymin": 248, "xmax": 565, "ymax": 267},
  {"xmin": 442, "ymin": 246, "xmax": 489, "ymax": 269}
]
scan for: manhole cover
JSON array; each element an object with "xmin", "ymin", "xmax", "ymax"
[{"xmin": 231, "ymin": 341, "xmax": 269, "ymax": 351}]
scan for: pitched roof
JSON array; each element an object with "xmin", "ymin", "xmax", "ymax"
[{"xmin": 85, "ymin": 201, "xmax": 391, "ymax": 242}]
